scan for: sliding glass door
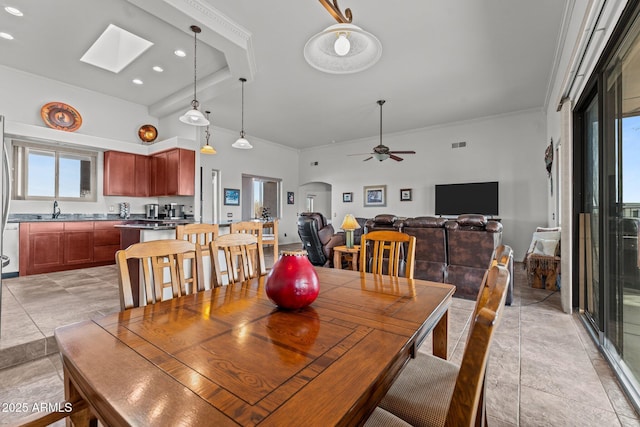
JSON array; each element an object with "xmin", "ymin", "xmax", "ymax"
[{"xmin": 578, "ymin": 4, "xmax": 640, "ymax": 407}]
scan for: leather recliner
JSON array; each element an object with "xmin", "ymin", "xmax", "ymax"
[
  {"xmin": 445, "ymin": 214, "xmax": 504, "ymax": 301},
  {"xmin": 297, "ymin": 212, "xmax": 345, "ymax": 267},
  {"xmin": 402, "ymin": 217, "xmax": 448, "ymax": 282}
]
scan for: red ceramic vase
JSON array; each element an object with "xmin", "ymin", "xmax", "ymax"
[{"xmin": 265, "ymin": 250, "xmax": 320, "ymax": 310}]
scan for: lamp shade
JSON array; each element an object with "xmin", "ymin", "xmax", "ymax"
[
  {"xmin": 179, "ymin": 108, "xmax": 209, "ymax": 126},
  {"xmin": 304, "ymin": 23, "xmax": 382, "ymax": 74},
  {"xmin": 340, "ymin": 214, "xmax": 361, "ymax": 230},
  {"xmin": 200, "ymin": 144, "xmax": 216, "ymax": 154},
  {"xmin": 232, "ymin": 136, "xmax": 253, "ymax": 149}
]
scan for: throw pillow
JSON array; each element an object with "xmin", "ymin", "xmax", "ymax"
[{"xmin": 533, "ymin": 239, "xmax": 558, "ymax": 256}]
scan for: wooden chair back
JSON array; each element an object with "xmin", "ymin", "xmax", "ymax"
[
  {"xmin": 176, "ymin": 223, "xmax": 219, "ymax": 289},
  {"xmin": 472, "ymin": 245, "xmax": 513, "ymax": 320},
  {"xmin": 446, "ymin": 264, "xmax": 510, "ymax": 426},
  {"xmin": 359, "ymin": 230, "xmax": 416, "ymax": 279},
  {"xmin": 210, "ymin": 233, "xmax": 260, "ymax": 286},
  {"xmin": 115, "ymin": 239, "xmax": 203, "ymax": 310},
  {"xmin": 230, "ymin": 221, "xmax": 266, "ymax": 275},
  {"xmin": 262, "ymin": 219, "xmax": 279, "ymax": 267}
]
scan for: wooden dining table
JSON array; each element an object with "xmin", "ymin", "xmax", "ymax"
[{"xmin": 55, "ymin": 268, "xmax": 455, "ymax": 427}]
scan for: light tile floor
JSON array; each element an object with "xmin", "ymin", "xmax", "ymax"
[{"xmin": 0, "ymin": 252, "xmax": 639, "ymax": 425}]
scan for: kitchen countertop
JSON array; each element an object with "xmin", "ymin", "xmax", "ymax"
[{"xmin": 8, "ymin": 214, "xmax": 196, "ymax": 224}]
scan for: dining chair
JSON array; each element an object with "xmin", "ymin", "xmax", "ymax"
[
  {"xmin": 115, "ymin": 239, "xmax": 204, "ymax": 310},
  {"xmin": 176, "ymin": 223, "xmax": 219, "ymax": 289},
  {"xmin": 230, "ymin": 221, "xmax": 266, "ymax": 275},
  {"xmin": 360, "ymin": 230, "xmax": 416, "ymax": 279},
  {"xmin": 364, "ymin": 264, "xmax": 511, "ymax": 427},
  {"xmin": 262, "ymin": 219, "xmax": 279, "ymax": 267},
  {"xmin": 210, "ymin": 233, "xmax": 261, "ymax": 286}
]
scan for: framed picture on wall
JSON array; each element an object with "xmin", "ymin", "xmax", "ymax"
[
  {"xmin": 343, "ymin": 192, "xmax": 353, "ymax": 203},
  {"xmin": 223, "ymin": 188, "xmax": 240, "ymax": 206},
  {"xmin": 363, "ymin": 185, "xmax": 386, "ymax": 207},
  {"xmin": 400, "ymin": 188, "xmax": 412, "ymax": 201},
  {"xmin": 287, "ymin": 191, "xmax": 295, "ymax": 204}
]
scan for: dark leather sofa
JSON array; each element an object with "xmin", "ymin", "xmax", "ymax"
[{"xmin": 360, "ymin": 214, "xmax": 509, "ymax": 304}]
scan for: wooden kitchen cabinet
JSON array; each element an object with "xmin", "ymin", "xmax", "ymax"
[
  {"xmin": 150, "ymin": 148, "xmax": 195, "ymax": 196},
  {"xmin": 19, "ymin": 222, "xmax": 65, "ymax": 275},
  {"xmin": 94, "ymin": 221, "xmax": 123, "ymax": 262},
  {"xmin": 103, "ymin": 151, "xmax": 149, "ymax": 197},
  {"xmin": 19, "ymin": 221, "xmax": 123, "ymax": 276},
  {"xmin": 63, "ymin": 222, "xmax": 94, "ymax": 265}
]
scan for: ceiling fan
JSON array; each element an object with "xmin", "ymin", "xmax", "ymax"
[{"xmin": 350, "ymin": 100, "xmax": 416, "ymax": 162}]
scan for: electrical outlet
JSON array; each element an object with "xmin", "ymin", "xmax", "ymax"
[{"xmin": 109, "ymin": 205, "xmax": 114, "ymax": 212}]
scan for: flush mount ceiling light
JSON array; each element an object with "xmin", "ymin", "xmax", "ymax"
[
  {"xmin": 232, "ymin": 78, "xmax": 253, "ymax": 149},
  {"xmin": 179, "ymin": 25, "xmax": 209, "ymax": 127},
  {"xmin": 304, "ymin": 0, "xmax": 382, "ymax": 74},
  {"xmin": 80, "ymin": 24, "xmax": 153, "ymax": 73},
  {"xmin": 200, "ymin": 111, "xmax": 217, "ymax": 155}
]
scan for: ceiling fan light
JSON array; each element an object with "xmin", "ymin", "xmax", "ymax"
[
  {"xmin": 179, "ymin": 107, "xmax": 209, "ymax": 126},
  {"xmin": 232, "ymin": 136, "xmax": 253, "ymax": 149},
  {"xmin": 373, "ymin": 152, "xmax": 389, "ymax": 161}
]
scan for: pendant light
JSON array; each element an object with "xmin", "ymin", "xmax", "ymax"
[
  {"xmin": 200, "ymin": 111, "xmax": 216, "ymax": 154},
  {"xmin": 179, "ymin": 25, "xmax": 209, "ymax": 127},
  {"xmin": 304, "ymin": 0, "xmax": 382, "ymax": 74},
  {"xmin": 232, "ymin": 77, "xmax": 253, "ymax": 149}
]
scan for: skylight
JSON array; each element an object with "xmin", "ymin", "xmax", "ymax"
[{"xmin": 80, "ymin": 24, "xmax": 153, "ymax": 73}]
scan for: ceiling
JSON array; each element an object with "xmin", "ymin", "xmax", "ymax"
[{"xmin": 0, "ymin": 0, "xmax": 569, "ymax": 150}]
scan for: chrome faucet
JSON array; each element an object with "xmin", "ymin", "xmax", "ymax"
[{"xmin": 52, "ymin": 200, "xmax": 61, "ymax": 219}]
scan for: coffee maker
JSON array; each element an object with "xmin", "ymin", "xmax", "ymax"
[
  {"xmin": 162, "ymin": 203, "xmax": 184, "ymax": 219},
  {"xmin": 145, "ymin": 203, "xmax": 159, "ymax": 219}
]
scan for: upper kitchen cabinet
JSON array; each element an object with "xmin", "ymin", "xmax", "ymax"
[
  {"xmin": 103, "ymin": 151, "xmax": 149, "ymax": 197},
  {"xmin": 150, "ymin": 148, "xmax": 195, "ymax": 196}
]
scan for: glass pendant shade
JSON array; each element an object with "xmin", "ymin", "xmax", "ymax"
[
  {"xmin": 200, "ymin": 144, "xmax": 216, "ymax": 154},
  {"xmin": 180, "ymin": 104, "xmax": 209, "ymax": 126},
  {"xmin": 232, "ymin": 134, "xmax": 253, "ymax": 149}
]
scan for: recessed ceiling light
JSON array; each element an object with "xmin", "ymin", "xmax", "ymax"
[
  {"xmin": 0, "ymin": 32, "xmax": 14, "ymax": 40},
  {"xmin": 132, "ymin": 79, "xmax": 143, "ymax": 85},
  {"xmin": 174, "ymin": 50, "xmax": 186, "ymax": 57},
  {"xmin": 80, "ymin": 24, "xmax": 153, "ymax": 74},
  {"xmin": 4, "ymin": 6, "xmax": 23, "ymax": 16},
  {"xmin": 152, "ymin": 66, "xmax": 163, "ymax": 72}
]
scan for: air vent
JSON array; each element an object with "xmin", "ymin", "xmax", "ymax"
[
  {"xmin": 310, "ymin": 161, "xmax": 319, "ymax": 166},
  {"xmin": 451, "ymin": 141, "xmax": 467, "ymax": 149}
]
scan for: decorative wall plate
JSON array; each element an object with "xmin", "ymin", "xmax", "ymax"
[
  {"xmin": 40, "ymin": 102, "xmax": 82, "ymax": 132},
  {"xmin": 138, "ymin": 124, "xmax": 158, "ymax": 143}
]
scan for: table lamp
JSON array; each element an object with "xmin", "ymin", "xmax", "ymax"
[{"xmin": 340, "ymin": 214, "xmax": 361, "ymax": 249}]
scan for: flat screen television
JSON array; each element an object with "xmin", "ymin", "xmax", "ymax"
[{"xmin": 435, "ymin": 181, "xmax": 499, "ymax": 216}]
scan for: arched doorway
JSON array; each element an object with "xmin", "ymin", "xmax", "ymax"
[{"xmin": 299, "ymin": 181, "xmax": 332, "ymax": 222}]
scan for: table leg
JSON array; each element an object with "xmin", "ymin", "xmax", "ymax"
[
  {"xmin": 351, "ymin": 253, "xmax": 359, "ymax": 271},
  {"xmin": 63, "ymin": 364, "xmax": 97, "ymax": 427},
  {"xmin": 432, "ymin": 310, "xmax": 448, "ymax": 360},
  {"xmin": 333, "ymin": 251, "xmax": 342, "ymax": 269}
]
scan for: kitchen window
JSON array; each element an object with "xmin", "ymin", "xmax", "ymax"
[{"xmin": 12, "ymin": 141, "xmax": 97, "ymax": 201}]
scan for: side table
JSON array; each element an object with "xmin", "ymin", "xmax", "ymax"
[{"xmin": 333, "ymin": 245, "xmax": 361, "ymax": 271}]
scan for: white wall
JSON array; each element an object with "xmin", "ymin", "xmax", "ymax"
[
  {"xmin": 299, "ymin": 109, "xmax": 548, "ymax": 259},
  {"xmin": 199, "ymin": 127, "xmax": 300, "ymax": 245}
]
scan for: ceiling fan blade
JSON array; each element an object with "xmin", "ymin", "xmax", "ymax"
[
  {"xmin": 389, "ymin": 154, "xmax": 404, "ymax": 161},
  {"xmin": 388, "ymin": 150, "xmax": 416, "ymax": 154},
  {"xmin": 363, "ymin": 156, "xmax": 373, "ymax": 161}
]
